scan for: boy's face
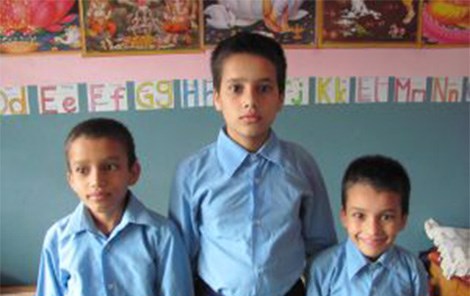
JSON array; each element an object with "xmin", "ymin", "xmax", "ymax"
[
  {"xmin": 214, "ymin": 53, "xmax": 284, "ymax": 152},
  {"xmin": 341, "ymin": 183, "xmax": 407, "ymax": 261},
  {"xmin": 67, "ymin": 136, "xmax": 140, "ymax": 221}
]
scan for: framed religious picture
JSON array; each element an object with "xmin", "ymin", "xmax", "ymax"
[
  {"xmin": 0, "ymin": 0, "xmax": 82, "ymax": 54},
  {"xmin": 318, "ymin": 0, "xmax": 420, "ymax": 48},
  {"xmin": 202, "ymin": 0, "xmax": 317, "ymax": 48},
  {"xmin": 421, "ymin": 0, "xmax": 470, "ymax": 47},
  {"xmin": 79, "ymin": 0, "xmax": 203, "ymax": 56}
]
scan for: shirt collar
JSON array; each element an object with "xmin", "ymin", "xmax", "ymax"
[
  {"xmin": 65, "ymin": 191, "xmax": 155, "ymax": 236},
  {"xmin": 119, "ymin": 192, "xmax": 156, "ymax": 227},
  {"xmin": 65, "ymin": 202, "xmax": 97, "ymax": 235},
  {"xmin": 216, "ymin": 128, "xmax": 284, "ymax": 177},
  {"xmin": 345, "ymin": 238, "xmax": 398, "ymax": 279}
]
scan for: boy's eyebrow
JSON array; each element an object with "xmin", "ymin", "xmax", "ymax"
[
  {"xmin": 348, "ymin": 207, "xmax": 399, "ymax": 214},
  {"xmin": 102, "ymin": 156, "xmax": 121, "ymax": 161},
  {"xmin": 349, "ymin": 207, "xmax": 366, "ymax": 212},
  {"xmin": 69, "ymin": 160, "xmax": 87, "ymax": 166},
  {"xmin": 70, "ymin": 156, "xmax": 122, "ymax": 165},
  {"xmin": 225, "ymin": 77, "xmax": 275, "ymax": 84}
]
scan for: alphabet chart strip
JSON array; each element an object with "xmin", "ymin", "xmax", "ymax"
[{"xmin": 1, "ymin": 76, "xmax": 468, "ymax": 116}]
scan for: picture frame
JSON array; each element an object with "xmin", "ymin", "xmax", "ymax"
[
  {"xmin": 79, "ymin": 0, "xmax": 203, "ymax": 56},
  {"xmin": 202, "ymin": 0, "xmax": 317, "ymax": 48},
  {"xmin": 318, "ymin": 0, "xmax": 420, "ymax": 48},
  {"xmin": 0, "ymin": 0, "xmax": 82, "ymax": 55}
]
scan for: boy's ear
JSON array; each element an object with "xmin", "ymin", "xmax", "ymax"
[
  {"xmin": 213, "ymin": 90, "xmax": 222, "ymax": 112},
  {"xmin": 66, "ymin": 170, "xmax": 77, "ymax": 193},
  {"xmin": 129, "ymin": 161, "xmax": 141, "ymax": 186},
  {"xmin": 278, "ymin": 93, "xmax": 285, "ymax": 111},
  {"xmin": 400, "ymin": 213, "xmax": 408, "ymax": 230},
  {"xmin": 339, "ymin": 208, "xmax": 348, "ymax": 227}
]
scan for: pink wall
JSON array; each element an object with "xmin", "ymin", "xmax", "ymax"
[{"xmin": 1, "ymin": 48, "xmax": 469, "ymax": 86}]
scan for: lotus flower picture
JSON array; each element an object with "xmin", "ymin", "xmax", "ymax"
[{"xmin": 0, "ymin": 0, "xmax": 81, "ymax": 54}]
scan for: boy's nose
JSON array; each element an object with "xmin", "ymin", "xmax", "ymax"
[
  {"xmin": 89, "ymin": 168, "xmax": 106, "ymax": 187},
  {"xmin": 366, "ymin": 218, "xmax": 382, "ymax": 235},
  {"xmin": 243, "ymin": 86, "xmax": 258, "ymax": 108}
]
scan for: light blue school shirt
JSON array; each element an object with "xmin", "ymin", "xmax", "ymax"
[
  {"xmin": 169, "ymin": 129, "xmax": 337, "ymax": 296},
  {"xmin": 36, "ymin": 192, "xmax": 193, "ymax": 296},
  {"xmin": 307, "ymin": 239, "xmax": 429, "ymax": 296}
]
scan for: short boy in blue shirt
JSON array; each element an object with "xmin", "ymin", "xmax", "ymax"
[
  {"xmin": 36, "ymin": 118, "xmax": 193, "ymax": 296},
  {"xmin": 307, "ymin": 155, "xmax": 429, "ymax": 296},
  {"xmin": 169, "ymin": 32, "xmax": 337, "ymax": 296}
]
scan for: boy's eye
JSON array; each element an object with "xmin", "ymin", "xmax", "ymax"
[
  {"xmin": 103, "ymin": 163, "xmax": 119, "ymax": 171},
  {"xmin": 351, "ymin": 212, "xmax": 365, "ymax": 220},
  {"xmin": 74, "ymin": 166, "xmax": 89, "ymax": 175},
  {"xmin": 228, "ymin": 84, "xmax": 243, "ymax": 94},
  {"xmin": 258, "ymin": 84, "xmax": 272, "ymax": 94},
  {"xmin": 381, "ymin": 213, "xmax": 395, "ymax": 221}
]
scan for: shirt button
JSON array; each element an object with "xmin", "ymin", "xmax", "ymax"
[
  {"xmin": 108, "ymin": 283, "xmax": 114, "ymax": 290},
  {"xmin": 254, "ymin": 220, "xmax": 261, "ymax": 226}
]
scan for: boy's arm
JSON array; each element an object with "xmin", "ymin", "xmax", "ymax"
[
  {"xmin": 168, "ymin": 164, "xmax": 200, "ymax": 273},
  {"xmin": 35, "ymin": 232, "xmax": 65, "ymax": 296},
  {"xmin": 157, "ymin": 222, "xmax": 195, "ymax": 296},
  {"xmin": 413, "ymin": 257, "xmax": 430, "ymax": 296},
  {"xmin": 302, "ymin": 159, "xmax": 338, "ymax": 263},
  {"xmin": 301, "ymin": 158, "xmax": 338, "ymax": 286}
]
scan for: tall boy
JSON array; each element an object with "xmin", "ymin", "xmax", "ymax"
[
  {"xmin": 36, "ymin": 118, "xmax": 193, "ymax": 296},
  {"xmin": 169, "ymin": 32, "xmax": 337, "ymax": 296},
  {"xmin": 307, "ymin": 155, "xmax": 429, "ymax": 296}
]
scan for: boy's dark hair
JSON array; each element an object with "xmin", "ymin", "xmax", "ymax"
[
  {"xmin": 210, "ymin": 32, "xmax": 287, "ymax": 94},
  {"xmin": 341, "ymin": 155, "xmax": 410, "ymax": 215},
  {"xmin": 65, "ymin": 118, "xmax": 137, "ymax": 169}
]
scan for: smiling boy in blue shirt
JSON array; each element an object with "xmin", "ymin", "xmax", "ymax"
[
  {"xmin": 36, "ymin": 118, "xmax": 193, "ymax": 296},
  {"xmin": 169, "ymin": 32, "xmax": 337, "ymax": 296},
  {"xmin": 307, "ymin": 155, "xmax": 429, "ymax": 296}
]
